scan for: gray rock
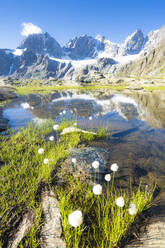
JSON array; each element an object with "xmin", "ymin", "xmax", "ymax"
[
  {"xmin": 97, "ymin": 57, "xmax": 117, "ymax": 73},
  {"xmin": 40, "ymin": 190, "xmax": 66, "ymax": 248},
  {"xmin": 125, "ymin": 217, "xmax": 165, "ymax": 248},
  {"xmin": 60, "ymin": 147, "xmax": 109, "ymax": 182},
  {"xmin": 7, "ymin": 211, "xmax": 34, "ymax": 248}
]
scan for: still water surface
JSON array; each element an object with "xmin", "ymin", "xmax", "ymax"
[{"xmin": 2, "ymin": 90, "xmax": 165, "ymax": 187}]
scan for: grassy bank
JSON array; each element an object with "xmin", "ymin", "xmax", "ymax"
[
  {"xmin": 144, "ymin": 85, "xmax": 165, "ymax": 91},
  {"xmin": 15, "ymin": 84, "xmax": 126, "ymax": 95},
  {"xmin": 0, "ymin": 121, "xmax": 154, "ymax": 247},
  {"xmin": 0, "ymin": 120, "xmax": 107, "ymax": 246}
]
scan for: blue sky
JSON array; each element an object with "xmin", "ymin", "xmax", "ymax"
[{"xmin": 0, "ymin": 0, "xmax": 164, "ymax": 49}]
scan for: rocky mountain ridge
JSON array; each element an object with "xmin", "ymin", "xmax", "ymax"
[
  {"xmin": 0, "ymin": 25, "xmax": 165, "ymax": 80},
  {"xmin": 117, "ymin": 25, "xmax": 165, "ymax": 77}
]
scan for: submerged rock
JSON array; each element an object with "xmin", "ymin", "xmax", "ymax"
[
  {"xmin": 0, "ymin": 108, "xmax": 8, "ymax": 132},
  {"xmin": 0, "ymin": 88, "xmax": 17, "ymax": 132},
  {"xmin": 0, "ymin": 89, "xmax": 17, "ymax": 101},
  {"xmin": 40, "ymin": 190, "xmax": 66, "ymax": 248},
  {"xmin": 59, "ymin": 146, "xmax": 109, "ymax": 182},
  {"xmin": 125, "ymin": 217, "xmax": 165, "ymax": 248}
]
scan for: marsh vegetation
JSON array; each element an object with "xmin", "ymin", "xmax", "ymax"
[{"xmin": 0, "ymin": 119, "xmax": 155, "ymax": 247}]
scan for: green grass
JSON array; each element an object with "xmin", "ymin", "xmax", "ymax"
[
  {"xmin": 0, "ymin": 120, "xmax": 108, "ymax": 245},
  {"xmin": 0, "ymin": 121, "xmax": 79, "ymax": 243},
  {"xmin": 57, "ymin": 176, "xmax": 155, "ymax": 248},
  {"xmin": 0, "ymin": 120, "xmax": 154, "ymax": 247},
  {"xmin": 15, "ymin": 84, "xmax": 126, "ymax": 95},
  {"xmin": 144, "ymin": 86, "xmax": 165, "ymax": 91}
]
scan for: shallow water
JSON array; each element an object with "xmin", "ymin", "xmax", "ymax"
[{"xmin": 2, "ymin": 90, "xmax": 165, "ymax": 188}]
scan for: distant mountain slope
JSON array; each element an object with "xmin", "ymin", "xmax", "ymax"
[
  {"xmin": 116, "ymin": 25, "xmax": 165, "ymax": 77},
  {"xmin": 0, "ymin": 25, "xmax": 165, "ymax": 80}
]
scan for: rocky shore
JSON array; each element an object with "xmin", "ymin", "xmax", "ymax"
[{"xmin": 0, "ymin": 86, "xmax": 17, "ymax": 132}]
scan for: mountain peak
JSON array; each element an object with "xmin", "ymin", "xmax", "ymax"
[
  {"xmin": 119, "ymin": 29, "xmax": 145, "ymax": 55},
  {"xmin": 95, "ymin": 35, "xmax": 106, "ymax": 42},
  {"xmin": 18, "ymin": 32, "xmax": 62, "ymax": 58},
  {"xmin": 63, "ymin": 35, "xmax": 98, "ymax": 60}
]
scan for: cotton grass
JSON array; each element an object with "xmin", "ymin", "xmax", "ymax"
[
  {"xmin": 93, "ymin": 184, "xmax": 102, "ymax": 195},
  {"xmin": 38, "ymin": 148, "xmax": 44, "ymax": 154},
  {"xmin": 68, "ymin": 210, "xmax": 83, "ymax": 227},
  {"xmin": 92, "ymin": 161, "xmax": 99, "ymax": 169}
]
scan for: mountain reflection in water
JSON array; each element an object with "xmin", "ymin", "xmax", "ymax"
[{"xmin": 2, "ymin": 90, "xmax": 165, "ymax": 188}]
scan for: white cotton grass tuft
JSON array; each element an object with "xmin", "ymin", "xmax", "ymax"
[
  {"xmin": 44, "ymin": 158, "xmax": 49, "ymax": 164},
  {"xmin": 71, "ymin": 158, "xmax": 77, "ymax": 164},
  {"xmin": 104, "ymin": 174, "xmax": 111, "ymax": 182},
  {"xmin": 89, "ymin": 116, "xmax": 93, "ymax": 120},
  {"xmin": 92, "ymin": 161, "xmax": 99, "ymax": 169},
  {"xmin": 73, "ymin": 122, "xmax": 77, "ymax": 126},
  {"xmin": 111, "ymin": 163, "xmax": 119, "ymax": 172},
  {"xmin": 49, "ymin": 136, "xmax": 54, "ymax": 141},
  {"xmin": 116, "ymin": 196, "xmax": 125, "ymax": 207},
  {"xmin": 128, "ymin": 203, "xmax": 137, "ymax": 215},
  {"xmin": 63, "ymin": 110, "xmax": 66, "ymax": 114},
  {"xmin": 59, "ymin": 112, "xmax": 62, "ymax": 115},
  {"xmin": 93, "ymin": 184, "xmax": 102, "ymax": 195},
  {"xmin": 38, "ymin": 148, "xmax": 44, "ymax": 154},
  {"xmin": 68, "ymin": 210, "xmax": 83, "ymax": 227},
  {"xmin": 53, "ymin": 124, "xmax": 59, "ymax": 130}
]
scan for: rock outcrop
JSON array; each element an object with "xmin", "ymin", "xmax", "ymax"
[
  {"xmin": 7, "ymin": 211, "xmax": 34, "ymax": 248},
  {"xmin": 40, "ymin": 190, "xmax": 66, "ymax": 248}
]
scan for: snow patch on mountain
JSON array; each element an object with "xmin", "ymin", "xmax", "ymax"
[
  {"xmin": 13, "ymin": 48, "xmax": 26, "ymax": 56},
  {"xmin": 50, "ymin": 56, "xmax": 97, "ymax": 70},
  {"xmin": 115, "ymin": 54, "xmax": 140, "ymax": 64}
]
